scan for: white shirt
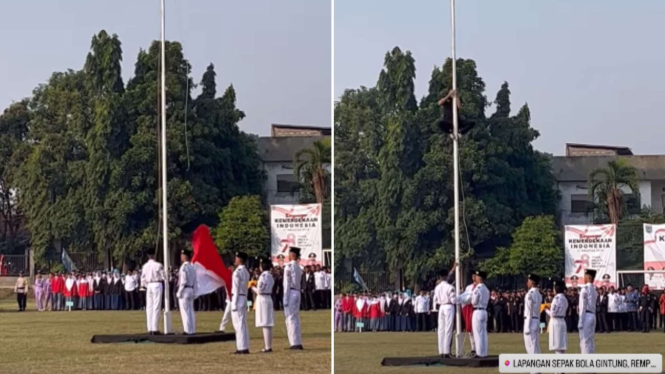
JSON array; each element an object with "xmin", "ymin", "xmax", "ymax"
[
  {"xmin": 177, "ymin": 261, "xmax": 197, "ymax": 296},
  {"xmin": 414, "ymin": 295, "xmax": 429, "ymax": 313},
  {"xmin": 434, "ymin": 281, "xmax": 456, "ymax": 307},
  {"xmin": 231, "ymin": 265, "xmax": 250, "ymax": 311},
  {"xmin": 579, "ymin": 283, "xmax": 597, "ymax": 314},
  {"xmin": 608, "ymin": 293, "xmax": 620, "ymax": 313},
  {"xmin": 524, "ymin": 287, "xmax": 542, "ymax": 320},
  {"xmin": 619, "ymin": 295, "xmax": 626, "ymax": 313},
  {"xmin": 545, "ymin": 293, "xmax": 568, "ymax": 318},
  {"xmin": 323, "ymin": 273, "xmax": 331, "ymax": 290},
  {"xmin": 314, "ymin": 271, "xmax": 325, "ymax": 290},
  {"xmin": 471, "ymin": 283, "xmax": 490, "ymax": 309},
  {"xmin": 124, "ymin": 274, "xmax": 138, "ymax": 292},
  {"xmin": 141, "ymin": 259, "xmax": 165, "ymax": 284},
  {"xmin": 283, "ymin": 260, "xmax": 302, "ymax": 292},
  {"xmin": 65, "ymin": 277, "xmax": 75, "ymax": 291},
  {"xmin": 255, "ymin": 271, "xmax": 274, "ymax": 295}
]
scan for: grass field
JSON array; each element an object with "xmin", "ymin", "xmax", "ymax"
[
  {"xmin": 334, "ymin": 330, "xmax": 665, "ymax": 374},
  {"xmin": 0, "ymin": 297, "xmax": 331, "ymax": 374}
]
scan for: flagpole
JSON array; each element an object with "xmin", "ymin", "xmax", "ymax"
[
  {"xmin": 160, "ymin": 0, "xmax": 172, "ymax": 334},
  {"xmin": 450, "ymin": 0, "xmax": 462, "ymax": 358}
]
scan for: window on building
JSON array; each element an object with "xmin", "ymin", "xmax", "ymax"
[
  {"xmin": 571, "ymin": 194, "xmax": 593, "ymax": 213},
  {"xmin": 276, "ymin": 174, "xmax": 300, "ymax": 193}
]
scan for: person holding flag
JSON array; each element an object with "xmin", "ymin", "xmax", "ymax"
[
  {"xmin": 231, "ymin": 251, "xmax": 250, "ymax": 354},
  {"xmin": 253, "ymin": 258, "xmax": 275, "ymax": 353},
  {"xmin": 284, "ymin": 246, "xmax": 304, "ymax": 350},
  {"xmin": 177, "ymin": 249, "xmax": 197, "ymax": 335}
]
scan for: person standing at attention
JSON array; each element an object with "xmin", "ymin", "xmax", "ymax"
[
  {"xmin": 578, "ymin": 269, "xmax": 598, "ymax": 353},
  {"xmin": 177, "ymin": 249, "xmax": 197, "ymax": 335},
  {"xmin": 523, "ymin": 274, "xmax": 542, "ymax": 361},
  {"xmin": 33, "ymin": 272, "xmax": 45, "ymax": 312},
  {"xmin": 284, "ymin": 246, "xmax": 304, "ymax": 349},
  {"xmin": 141, "ymin": 249, "xmax": 165, "ymax": 334},
  {"xmin": 230, "ymin": 252, "xmax": 250, "ymax": 354},
  {"xmin": 253, "ymin": 258, "xmax": 275, "ymax": 353}
]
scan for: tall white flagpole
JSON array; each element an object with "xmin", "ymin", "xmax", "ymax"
[
  {"xmin": 450, "ymin": 0, "xmax": 463, "ymax": 357},
  {"xmin": 160, "ymin": 0, "xmax": 172, "ymax": 334}
]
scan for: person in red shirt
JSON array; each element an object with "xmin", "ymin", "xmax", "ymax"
[
  {"xmin": 52, "ymin": 273, "xmax": 65, "ymax": 311},
  {"xmin": 369, "ymin": 296, "xmax": 381, "ymax": 331},
  {"xmin": 78, "ymin": 274, "xmax": 90, "ymax": 310},
  {"xmin": 659, "ymin": 292, "xmax": 665, "ymax": 332},
  {"xmin": 341, "ymin": 293, "xmax": 353, "ymax": 332}
]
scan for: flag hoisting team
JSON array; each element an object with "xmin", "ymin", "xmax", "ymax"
[
  {"xmin": 141, "ymin": 246, "xmax": 305, "ymax": 354},
  {"xmin": 434, "ymin": 267, "xmax": 598, "ymax": 361}
]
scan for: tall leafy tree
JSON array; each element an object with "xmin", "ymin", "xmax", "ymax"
[
  {"xmin": 588, "ymin": 159, "xmax": 639, "ymax": 224},
  {"xmin": 213, "ymin": 195, "xmax": 269, "ymax": 257},
  {"xmin": 294, "ymin": 138, "xmax": 331, "ymax": 204}
]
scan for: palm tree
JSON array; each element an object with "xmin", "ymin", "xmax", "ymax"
[
  {"xmin": 588, "ymin": 159, "xmax": 639, "ymax": 224},
  {"xmin": 294, "ymin": 139, "xmax": 331, "ymax": 204}
]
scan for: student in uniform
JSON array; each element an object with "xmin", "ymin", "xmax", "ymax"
[
  {"xmin": 231, "ymin": 252, "xmax": 251, "ymax": 354},
  {"xmin": 253, "ymin": 258, "xmax": 275, "ymax": 352},
  {"xmin": 177, "ymin": 250, "xmax": 197, "ymax": 335},
  {"xmin": 545, "ymin": 279, "xmax": 568, "ymax": 374},
  {"xmin": 434, "ymin": 268, "xmax": 455, "ymax": 358},
  {"xmin": 607, "ymin": 287, "xmax": 620, "ymax": 332},
  {"xmin": 578, "ymin": 269, "xmax": 598, "ymax": 353},
  {"xmin": 283, "ymin": 246, "xmax": 304, "ymax": 349},
  {"xmin": 469, "ymin": 271, "xmax": 490, "ymax": 357},
  {"xmin": 415, "ymin": 290, "xmax": 429, "ymax": 332},
  {"xmin": 523, "ymin": 274, "xmax": 542, "ymax": 358},
  {"xmin": 141, "ymin": 249, "xmax": 165, "ymax": 334},
  {"xmin": 78, "ymin": 274, "xmax": 89, "ymax": 310},
  {"xmin": 33, "ymin": 272, "xmax": 45, "ymax": 312},
  {"xmin": 14, "ymin": 272, "xmax": 28, "ymax": 311}
]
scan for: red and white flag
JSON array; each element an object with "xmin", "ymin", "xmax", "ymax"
[{"xmin": 191, "ymin": 225, "xmax": 232, "ymax": 299}]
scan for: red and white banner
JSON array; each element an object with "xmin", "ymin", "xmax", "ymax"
[
  {"xmin": 564, "ymin": 224, "xmax": 616, "ymax": 288},
  {"xmin": 270, "ymin": 204, "xmax": 322, "ymax": 266},
  {"xmin": 643, "ymin": 224, "xmax": 665, "ymax": 290}
]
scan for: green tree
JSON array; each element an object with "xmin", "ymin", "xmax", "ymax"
[
  {"xmin": 482, "ymin": 215, "xmax": 563, "ymax": 277},
  {"xmin": 294, "ymin": 138, "xmax": 330, "ymax": 204},
  {"xmin": 589, "ymin": 159, "xmax": 639, "ymax": 224},
  {"xmin": 213, "ymin": 195, "xmax": 269, "ymax": 257}
]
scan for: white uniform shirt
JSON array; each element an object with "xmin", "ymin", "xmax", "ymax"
[
  {"xmin": 256, "ymin": 271, "xmax": 274, "ymax": 295},
  {"xmin": 177, "ymin": 261, "xmax": 197, "ymax": 296},
  {"xmin": 578, "ymin": 283, "xmax": 597, "ymax": 315},
  {"xmin": 283, "ymin": 260, "xmax": 302, "ymax": 293},
  {"xmin": 619, "ymin": 294, "xmax": 626, "ymax": 313},
  {"xmin": 433, "ymin": 281, "xmax": 456, "ymax": 307},
  {"xmin": 546, "ymin": 293, "xmax": 568, "ymax": 318},
  {"xmin": 471, "ymin": 283, "xmax": 490, "ymax": 309},
  {"xmin": 524, "ymin": 287, "xmax": 542, "ymax": 320},
  {"xmin": 323, "ymin": 273, "xmax": 331, "ymax": 290},
  {"xmin": 314, "ymin": 271, "xmax": 325, "ymax": 290},
  {"xmin": 231, "ymin": 265, "xmax": 250, "ymax": 311},
  {"xmin": 608, "ymin": 293, "xmax": 620, "ymax": 313},
  {"xmin": 414, "ymin": 295, "xmax": 428, "ymax": 313},
  {"xmin": 141, "ymin": 259, "xmax": 165, "ymax": 284},
  {"xmin": 124, "ymin": 274, "xmax": 138, "ymax": 292}
]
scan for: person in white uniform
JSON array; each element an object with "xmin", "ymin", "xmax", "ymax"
[
  {"xmin": 177, "ymin": 250, "xmax": 197, "ymax": 335},
  {"xmin": 231, "ymin": 252, "xmax": 250, "ymax": 354},
  {"xmin": 216, "ymin": 265, "xmax": 234, "ymax": 333},
  {"xmin": 523, "ymin": 273, "xmax": 542, "ymax": 360},
  {"xmin": 457, "ymin": 270, "xmax": 490, "ymax": 357},
  {"xmin": 545, "ymin": 279, "xmax": 568, "ymax": 358},
  {"xmin": 140, "ymin": 250, "xmax": 165, "ymax": 334},
  {"xmin": 284, "ymin": 246, "xmax": 304, "ymax": 350},
  {"xmin": 578, "ymin": 269, "xmax": 598, "ymax": 354},
  {"xmin": 434, "ymin": 268, "xmax": 456, "ymax": 358},
  {"xmin": 252, "ymin": 258, "xmax": 275, "ymax": 353}
]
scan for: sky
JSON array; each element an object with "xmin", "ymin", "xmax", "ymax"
[
  {"xmin": 335, "ymin": 0, "xmax": 665, "ymax": 156},
  {"xmin": 0, "ymin": 0, "xmax": 331, "ymax": 137}
]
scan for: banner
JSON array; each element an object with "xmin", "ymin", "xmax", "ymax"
[
  {"xmin": 564, "ymin": 224, "xmax": 616, "ymax": 288},
  {"xmin": 643, "ymin": 223, "xmax": 665, "ymax": 290},
  {"xmin": 270, "ymin": 204, "xmax": 322, "ymax": 266}
]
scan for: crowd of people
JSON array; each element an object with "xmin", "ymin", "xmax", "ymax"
[
  {"xmin": 335, "ymin": 281, "xmax": 665, "ymax": 334},
  {"xmin": 12, "ymin": 262, "xmax": 332, "ymax": 313}
]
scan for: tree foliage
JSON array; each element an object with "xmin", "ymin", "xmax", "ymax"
[
  {"xmin": 589, "ymin": 159, "xmax": 639, "ymax": 224},
  {"xmin": 213, "ymin": 195, "xmax": 269, "ymax": 258},
  {"xmin": 334, "ymin": 47, "xmax": 559, "ymax": 286},
  {"xmin": 294, "ymin": 138, "xmax": 330, "ymax": 204},
  {"xmin": 4, "ymin": 30, "xmax": 263, "ymax": 263},
  {"xmin": 482, "ymin": 215, "xmax": 563, "ymax": 277}
]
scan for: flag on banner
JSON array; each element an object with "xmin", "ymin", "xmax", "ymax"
[
  {"xmin": 191, "ymin": 225, "xmax": 232, "ymax": 298},
  {"xmin": 353, "ymin": 268, "xmax": 368, "ymax": 291},
  {"xmin": 61, "ymin": 249, "xmax": 77, "ymax": 272}
]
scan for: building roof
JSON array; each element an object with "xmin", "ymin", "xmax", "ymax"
[
  {"xmin": 552, "ymin": 155, "xmax": 665, "ymax": 181},
  {"xmin": 257, "ymin": 136, "xmax": 328, "ymax": 162},
  {"xmin": 271, "ymin": 124, "xmax": 331, "ymax": 136},
  {"xmin": 565, "ymin": 143, "xmax": 633, "ymax": 156}
]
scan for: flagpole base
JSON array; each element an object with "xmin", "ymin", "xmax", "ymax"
[
  {"xmin": 455, "ymin": 333, "xmax": 464, "ymax": 357},
  {"xmin": 163, "ymin": 310, "xmax": 172, "ymax": 334}
]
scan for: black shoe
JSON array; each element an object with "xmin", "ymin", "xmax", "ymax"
[
  {"xmin": 441, "ymin": 354, "xmax": 454, "ymax": 359},
  {"xmin": 234, "ymin": 349, "xmax": 249, "ymax": 354},
  {"xmin": 261, "ymin": 348, "xmax": 273, "ymax": 353},
  {"xmin": 153, "ymin": 331, "xmax": 163, "ymax": 335},
  {"xmin": 288, "ymin": 345, "xmax": 304, "ymax": 350},
  {"xmin": 470, "ymin": 351, "xmax": 477, "ymax": 357},
  {"xmin": 215, "ymin": 330, "xmax": 225, "ymax": 334}
]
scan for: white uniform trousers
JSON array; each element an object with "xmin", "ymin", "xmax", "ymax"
[
  {"xmin": 219, "ymin": 300, "xmax": 232, "ymax": 331},
  {"xmin": 524, "ymin": 318, "xmax": 541, "ymax": 374},
  {"xmin": 437, "ymin": 304, "xmax": 455, "ymax": 355},
  {"xmin": 146, "ymin": 283, "xmax": 163, "ymax": 332},
  {"xmin": 284, "ymin": 289, "xmax": 302, "ymax": 346},
  {"xmin": 177, "ymin": 288, "xmax": 196, "ymax": 334},
  {"xmin": 232, "ymin": 296, "xmax": 250, "ymax": 351},
  {"xmin": 472, "ymin": 310, "xmax": 488, "ymax": 357},
  {"xmin": 579, "ymin": 312, "xmax": 596, "ymax": 354}
]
